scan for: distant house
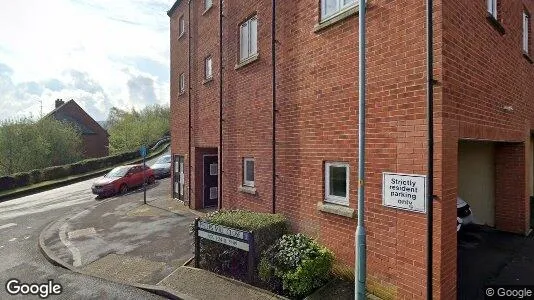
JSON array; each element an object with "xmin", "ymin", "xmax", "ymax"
[{"xmin": 45, "ymin": 99, "xmax": 109, "ymax": 158}]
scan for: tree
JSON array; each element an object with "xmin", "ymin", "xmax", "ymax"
[
  {"xmin": 0, "ymin": 117, "xmax": 83, "ymax": 176},
  {"xmin": 107, "ymin": 105, "xmax": 170, "ymax": 154}
]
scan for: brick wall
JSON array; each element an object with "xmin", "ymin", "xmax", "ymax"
[{"xmin": 221, "ymin": 0, "xmax": 275, "ymax": 213}]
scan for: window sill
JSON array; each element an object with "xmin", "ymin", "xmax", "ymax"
[
  {"xmin": 238, "ymin": 185, "xmax": 256, "ymax": 195},
  {"xmin": 317, "ymin": 202, "xmax": 355, "ymax": 218},
  {"xmin": 202, "ymin": 5, "xmax": 213, "ymax": 16},
  {"xmin": 178, "ymin": 91, "xmax": 185, "ymax": 96},
  {"xmin": 486, "ymin": 13, "xmax": 505, "ymax": 35},
  {"xmin": 203, "ymin": 77, "xmax": 214, "ymax": 85},
  {"xmin": 314, "ymin": 5, "xmax": 360, "ymax": 33},
  {"xmin": 235, "ymin": 54, "xmax": 259, "ymax": 70},
  {"xmin": 523, "ymin": 52, "xmax": 534, "ymax": 64},
  {"xmin": 178, "ymin": 32, "xmax": 185, "ymax": 40}
]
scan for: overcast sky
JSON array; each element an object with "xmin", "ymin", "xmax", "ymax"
[{"xmin": 0, "ymin": 0, "xmax": 174, "ymax": 122}]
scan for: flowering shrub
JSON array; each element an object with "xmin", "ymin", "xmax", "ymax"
[{"xmin": 258, "ymin": 233, "xmax": 334, "ymax": 298}]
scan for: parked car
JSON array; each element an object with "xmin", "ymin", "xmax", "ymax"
[
  {"xmin": 91, "ymin": 164, "xmax": 155, "ymax": 197},
  {"xmin": 457, "ymin": 196, "xmax": 474, "ymax": 232},
  {"xmin": 151, "ymin": 154, "xmax": 171, "ymax": 179}
]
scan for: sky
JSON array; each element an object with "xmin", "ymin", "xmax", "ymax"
[{"xmin": 0, "ymin": 0, "xmax": 174, "ymax": 122}]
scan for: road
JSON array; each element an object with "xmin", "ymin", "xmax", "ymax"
[{"xmin": 0, "ymin": 151, "xmax": 169, "ymax": 299}]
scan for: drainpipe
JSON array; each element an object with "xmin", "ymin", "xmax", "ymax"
[
  {"xmin": 271, "ymin": 0, "xmax": 277, "ymax": 214},
  {"xmin": 356, "ymin": 0, "xmax": 366, "ymax": 299},
  {"xmin": 188, "ymin": 0, "xmax": 192, "ymax": 208},
  {"xmin": 426, "ymin": 0, "xmax": 434, "ymax": 298},
  {"xmin": 218, "ymin": 0, "xmax": 223, "ymax": 210}
]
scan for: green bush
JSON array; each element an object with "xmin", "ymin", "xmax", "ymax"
[
  {"xmin": 258, "ymin": 233, "xmax": 334, "ymax": 298},
  {"xmin": 197, "ymin": 210, "xmax": 288, "ymax": 283},
  {"xmin": 28, "ymin": 169, "xmax": 42, "ymax": 184},
  {"xmin": 12, "ymin": 172, "xmax": 31, "ymax": 187}
]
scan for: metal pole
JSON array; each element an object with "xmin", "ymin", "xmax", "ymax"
[
  {"xmin": 356, "ymin": 0, "xmax": 367, "ymax": 299},
  {"xmin": 143, "ymin": 153, "xmax": 147, "ymax": 205},
  {"xmin": 426, "ymin": 0, "xmax": 434, "ymax": 298}
]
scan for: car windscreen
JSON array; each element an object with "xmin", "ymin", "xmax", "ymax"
[
  {"xmin": 105, "ymin": 166, "xmax": 129, "ymax": 178},
  {"xmin": 157, "ymin": 156, "xmax": 172, "ymax": 164}
]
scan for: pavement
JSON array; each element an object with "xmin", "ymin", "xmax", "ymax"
[
  {"xmin": 457, "ymin": 224, "xmax": 534, "ymax": 300},
  {"xmin": 38, "ymin": 176, "xmax": 283, "ymax": 299}
]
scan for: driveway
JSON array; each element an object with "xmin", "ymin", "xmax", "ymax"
[{"xmin": 457, "ymin": 224, "xmax": 534, "ymax": 300}]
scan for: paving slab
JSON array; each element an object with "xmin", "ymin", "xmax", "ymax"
[{"xmin": 158, "ymin": 266, "xmax": 282, "ymax": 300}]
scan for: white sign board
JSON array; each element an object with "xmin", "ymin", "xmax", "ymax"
[
  {"xmin": 198, "ymin": 221, "xmax": 247, "ymax": 240},
  {"xmin": 382, "ymin": 172, "xmax": 427, "ymax": 213},
  {"xmin": 198, "ymin": 230, "xmax": 250, "ymax": 251}
]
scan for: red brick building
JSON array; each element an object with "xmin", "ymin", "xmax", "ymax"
[
  {"xmin": 46, "ymin": 99, "xmax": 109, "ymax": 158},
  {"xmin": 168, "ymin": 0, "xmax": 534, "ymax": 298}
]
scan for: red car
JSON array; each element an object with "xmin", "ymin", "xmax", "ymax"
[{"xmin": 91, "ymin": 164, "xmax": 155, "ymax": 197}]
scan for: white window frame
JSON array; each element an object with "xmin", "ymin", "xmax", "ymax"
[
  {"xmin": 487, "ymin": 0, "xmax": 497, "ymax": 19},
  {"xmin": 324, "ymin": 162, "xmax": 349, "ymax": 206},
  {"xmin": 239, "ymin": 16, "xmax": 258, "ymax": 62},
  {"xmin": 179, "ymin": 16, "xmax": 185, "ymax": 37},
  {"xmin": 243, "ymin": 158, "xmax": 255, "ymax": 187},
  {"xmin": 205, "ymin": 56, "xmax": 213, "ymax": 79},
  {"xmin": 179, "ymin": 73, "xmax": 185, "ymax": 94},
  {"xmin": 321, "ymin": 0, "xmax": 358, "ymax": 21},
  {"xmin": 204, "ymin": 0, "xmax": 212, "ymax": 11},
  {"xmin": 524, "ymin": 11, "xmax": 530, "ymax": 54}
]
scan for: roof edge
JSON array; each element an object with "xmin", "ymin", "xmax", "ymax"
[{"xmin": 167, "ymin": 0, "xmax": 184, "ymax": 17}]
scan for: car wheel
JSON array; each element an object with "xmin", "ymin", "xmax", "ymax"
[{"xmin": 119, "ymin": 184, "xmax": 128, "ymax": 195}]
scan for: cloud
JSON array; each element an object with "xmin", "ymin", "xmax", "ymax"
[
  {"xmin": 0, "ymin": 0, "xmax": 173, "ymax": 121},
  {"xmin": 127, "ymin": 75, "xmax": 157, "ymax": 107}
]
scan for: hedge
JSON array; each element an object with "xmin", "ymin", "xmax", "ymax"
[
  {"xmin": 0, "ymin": 142, "xmax": 166, "ymax": 192},
  {"xmin": 197, "ymin": 210, "xmax": 288, "ymax": 283}
]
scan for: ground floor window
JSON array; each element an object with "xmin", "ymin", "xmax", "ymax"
[
  {"xmin": 325, "ymin": 162, "xmax": 349, "ymax": 205},
  {"xmin": 243, "ymin": 158, "xmax": 255, "ymax": 187}
]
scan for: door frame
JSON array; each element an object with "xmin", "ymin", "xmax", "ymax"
[
  {"xmin": 174, "ymin": 155, "xmax": 184, "ymax": 200},
  {"xmin": 202, "ymin": 154, "xmax": 218, "ymax": 208}
]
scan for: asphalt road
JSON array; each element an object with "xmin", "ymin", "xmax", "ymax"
[{"xmin": 0, "ymin": 151, "xmax": 169, "ymax": 299}]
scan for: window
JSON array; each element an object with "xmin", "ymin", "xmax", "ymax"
[
  {"xmin": 239, "ymin": 16, "xmax": 258, "ymax": 62},
  {"xmin": 209, "ymin": 187, "xmax": 218, "ymax": 199},
  {"xmin": 179, "ymin": 73, "xmax": 185, "ymax": 94},
  {"xmin": 243, "ymin": 158, "xmax": 255, "ymax": 187},
  {"xmin": 524, "ymin": 11, "xmax": 530, "ymax": 54},
  {"xmin": 205, "ymin": 56, "xmax": 213, "ymax": 80},
  {"xmin": 179, "ymin": 16, "xmax": 185, "ymax": 37},
  {"xmin": 487, "ymin": 0, "xmax": 497, "ymax": 19},
  {"xmin": 205, "ymin": 0, "xmax": 212, "ymax": 11},
  {"xmin": 325, "ymin": 162, "xmax": 349, "ymax": 205},
  {"xmin": 210, "ymin": 163, "xmax": 218, "ymax": 176},
  {"xmin": 321, "ymin": 0, "xmax": 356, "ymax": 21}
]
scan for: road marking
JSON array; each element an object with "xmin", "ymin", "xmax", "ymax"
[
  {"xmin": 59, "ymin": 223, "xmax": 82, "ymax": 267},
  {"xmin": 8, "ymin": 238, "xmax": 17, "ymax": 242},
  {"xmin": 24, "ymin": 236, "xmax": 30, "ymax": 240},
  {"xmin": 0, "ymin": 223, "xmax": 16, "ymax": 230},
  {"xmin": 68, "ymin": 227, "xmax": 96, "ymax": 239}
]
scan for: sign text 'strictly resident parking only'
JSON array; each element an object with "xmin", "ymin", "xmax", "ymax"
[{"xmin": 382, "ymin": 172, "xmax": 427, "ymax": 213}]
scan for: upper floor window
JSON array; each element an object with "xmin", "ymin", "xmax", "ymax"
[
  {"xmin": 205, "ymin": 0, "xmax": 212, "ymax": 11},
  {"xmin": 524, "ymin": 11, "xmax": 530, "ymax": 54},
  {"xmin": 239, "ymin": 16, "xmax": 258, "ymax": 62},
  {"xmin": 179, "ymin": 16, "xmax": 185, "ymax": 37},
  {"xmin": 321, "ymin": 0, "xmax": 356, "ymax": 21},
  {"xmin": 179, "ymin": 73, "xmax": 185, "ymax": 94},
  {"xmin": 325, "ymin": 162, "xmax": 349, "ymax": 206},
  {"xmin": 487, "ymin": 0, "xmax": 498, "ymax": 19},
  {"xmin": 205, "ymin": 56, "xmax": 213, "ymax": 80}
]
